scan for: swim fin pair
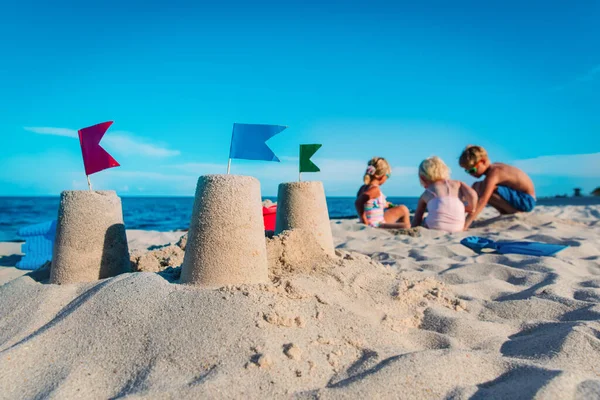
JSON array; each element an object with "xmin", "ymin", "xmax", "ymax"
[{"xmin": 460, "ymin": 236, "xmax": 568, "ymax": 257}]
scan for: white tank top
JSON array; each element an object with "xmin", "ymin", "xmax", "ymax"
[{"xmin": 425, "ymin": 181, "xmax": 465, "ymax": 233}]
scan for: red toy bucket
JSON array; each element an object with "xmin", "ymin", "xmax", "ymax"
[{"xmin": 262, "ymin": 205, "xmax": 277, "ymax": 231}]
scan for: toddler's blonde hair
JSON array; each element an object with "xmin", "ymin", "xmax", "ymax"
[
  {"xmin": 419, "ymin": 156, "xmax": 451, "ymax": 182},
  {"xmin": 459, "ymin": 145, "xmax": 488, "ymax": 168},
  {"xmin": 363, "ymin": 157, "xmax": 391, "ymax": 185}
]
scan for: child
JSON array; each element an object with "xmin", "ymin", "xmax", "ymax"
[
  {"xmin": 459, "ymin": 145, "xmax": 536, "ymax": 229},
  {"xmin": 355, "ymin": 157, "xmax": 411, "ymax": 229},
  {"xmin": 412, "ymin": 156, "xmax": 478, "ymax": 232}
]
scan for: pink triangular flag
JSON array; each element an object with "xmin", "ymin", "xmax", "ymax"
[{"xmin": 78, "ymin": 121, "xmax": 120, "ymax": 176}]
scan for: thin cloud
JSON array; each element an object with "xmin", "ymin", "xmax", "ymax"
[
  {"xmin": 391, "ymin": 166, "xmax": 418, "ymax": 176},
  {"xmin": 279, "ymin": 156, "xmax": 299, "ymax": 162},
  {"xmin": 80, "ymin": 169, "xmax": 199, "ymax": 195},
  {"xmin": 550, "ymin": 64, "xmax": 600, "ymax": 91},
  {"xmin": 103, "ymin": 134, "xmax": 180, "ymax": 157},
  {"xmin": 168, "ymin": 158, "xmax": 418, "ymax": 180},
  {"xmin": 318, "ymin": 159, "xmax": 417, "ymax": 179},
  {"xmin": 23, "ymin": 126, "xmax": 180, "ymax": 158},
  {"xmin": 108, "ymin": 170, "xmax": 195, "ymax": 181},
  {"xmin": 167, "ymin": 158, "xmax": 418, "ymax": 195},
  {"xmin": 170, "ymin": 162, "xmax": 229, "ymax": 174},
  {"xmin": 514, "ymin": 152, "xmax": 600, "ymax": 178},
  {"xmin": 24, "ymin": 126, "xmax": 78, "ymax": 138},
  {"xmin": 576, "ymin": 64, "xmax": 600, "ymax": 83}
]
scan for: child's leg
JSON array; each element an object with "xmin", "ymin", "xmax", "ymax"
[
  {"xmin": 474, "ymin": 181, "xmax": 520, "ymax": 214},
  {"xmin": 472, "ymin": 181, "xmax": 484, "ymax": 196},
  {"xmin": 379, "ymin": 223, "xmax": 411, "ymax": 229},
  {"xmin": 382, "ymin": 205, "xmax": 411, "ymax": 229},
  {"xmin": 488, "ymin": 192, "xmax": 519, "ymax": 215}
]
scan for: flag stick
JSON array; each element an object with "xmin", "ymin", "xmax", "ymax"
[
  {"xmin": 86, "ymin": 175, "xmax": 93, "ymax": 191},
  {"xmin": 299, "ymin": 172, "xmax": 302, "ymax": 182},
  {"xmin": 227, "ymin": 124, "xmax": 235, "ymax": 175}
]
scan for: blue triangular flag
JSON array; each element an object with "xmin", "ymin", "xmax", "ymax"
[{"xmin": 229, "ymin": 123, "xmax": 287, "ymax": 162}]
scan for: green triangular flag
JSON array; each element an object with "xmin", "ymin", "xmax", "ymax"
[{"xmin": 299, "ymin": 144, "xmax": 322, "ymax": 173}]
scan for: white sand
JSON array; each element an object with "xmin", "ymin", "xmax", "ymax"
[
  {"xmin": 0, "ymin": 206, "xmax": 599, "ymax": 398},
  {"xmin": 0, "ymin": 242, "xmax": 27, "ymax": 285}
]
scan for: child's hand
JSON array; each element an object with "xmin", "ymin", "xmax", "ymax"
[{"xmin": 464, "ymin": 214, "xmax": 474, "ymax": 231}]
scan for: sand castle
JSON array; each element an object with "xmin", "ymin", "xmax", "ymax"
[
  {"xmin": 50, "ymin": 190, "xmax": 130, "ymax": 284},
  {"xmin": 180, "ymin": 175, "xmax": 269, "ymax": 286},
  {"xmin": 275, "ymin": 181, "xmax": 335, "ymax": 256}
]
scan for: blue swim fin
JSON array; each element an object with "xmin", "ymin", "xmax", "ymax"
[
  {"xmin": 495, "ymin": 241, "xmax": 568, "ymax": 256},
  {"xmin": 460, "ymin": 236, "xmax": 496, "ymax": 253},
  {"xmin": 460, "ymin": 236, "xmax": 568, "ymax": 256}
]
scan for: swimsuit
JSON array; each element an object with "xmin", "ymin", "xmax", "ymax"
[
  {"xmin": 496, "ymin": 186, "xmax": 536, "ymax": 212},
  {"xmin": 364, "ymin": 188, "xmax": 386, "ymax": 227},
  {"xmin": 425, "ymin": 181, "xmax": 466, "ymax": 233}
]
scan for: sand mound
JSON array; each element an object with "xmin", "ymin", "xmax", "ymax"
[
  {"xmin": 0, "ymin": 238, "xmax": 464, "ymax": 398},
  {"xmin": 262, "ymin": 199, "xmax": 276, "ymax": 208},
  {"xmin": 1, "ymin": 205, "xmax": 599, "ymax": 398},
  {"xmin": 133, "ymin": 226, "xmax": 333, "ymax": 278},
  {"xmin": 129, "ymin": 233, "xmax": 188, "ymax": 273},
  {"xmin": 176, "ymin": 234, "xmax": 187, "ymax": 251},
  {"xmin": 130, "ymin": 245, "xmax": 185, "ymax": 273},
  {"xmin": 267, "ymin": 229, "xmax": 331, "ymax": 278}
]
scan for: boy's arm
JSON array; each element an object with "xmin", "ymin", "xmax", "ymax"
[
  {"xmin": 459, "ymin": 181, "xmax": 478, "ymax": 213},
  {"xmin": 411, "ymin": 196, "xmax": 427, "ymax": 228},
  {"xmin": 464, "ymin": 174, "xmax": 498, "ymax": 229}
]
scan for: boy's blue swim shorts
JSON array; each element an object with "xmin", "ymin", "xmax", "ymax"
[{"xmin": 496, "ymin": 186, "xmax": 536, "ymax": 212}]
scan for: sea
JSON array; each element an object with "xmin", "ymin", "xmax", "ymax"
[
  {"xmin": 0, "ymin": 196, "xmax": 419, "ymax": 242},
  {"xmin": 1, "ymin": 196, "xmax": 597, "ymax": 242}
]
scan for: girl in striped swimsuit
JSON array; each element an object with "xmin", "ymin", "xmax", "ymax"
[{"xmin": 355, "ymin": 157, "xmax": 411, "ymax": 229}]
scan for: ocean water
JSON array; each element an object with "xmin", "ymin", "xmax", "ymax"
[
  {"xmin": 2, "ymin": 196, "xmax": 597, "ymax": 242},
  {"xmin": 0, "ymin": 196, "xmax": 419, "ymax": 242}
]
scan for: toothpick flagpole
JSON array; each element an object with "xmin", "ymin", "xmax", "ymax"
[
  {"xmin": 298, "ymin": 144, "xmax": 301, "ymax": 182},
  {"xmin": 227, "ymin": 124, "xmax": 235, "ymax": 174},
  {"xmin": 86, "ymin": 175, "xmax": 93, "ymax": 191}
]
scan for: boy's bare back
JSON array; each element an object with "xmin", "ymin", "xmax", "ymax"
[{"xmin": 486, "ymin": 163, "xmax": 536, "ymax": 197}]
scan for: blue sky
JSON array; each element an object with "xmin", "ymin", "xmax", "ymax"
[{"xmin": 0, "ymin": 0, "xmax": 598, "ymax": 197}]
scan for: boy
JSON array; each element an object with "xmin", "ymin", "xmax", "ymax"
[{"xmin": 459, "ymin": 145, "xmax": 536, "ymax": 230}]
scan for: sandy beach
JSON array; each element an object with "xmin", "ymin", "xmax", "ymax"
[{"xmin": 0, "ymin": 205, "xmax": 599, "ymax": 398}]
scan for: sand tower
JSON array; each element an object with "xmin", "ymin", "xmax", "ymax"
[
  {"xmin": 180, "ymin": 175, "xmax": 269, "ymax": 286},
  {"xmin": 275, "ymin": 181, "xmax": 335, "ymax": 256},
  {"xmin": 50, "ymin": 191, "xmax": 130, "ymax": 284}
]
